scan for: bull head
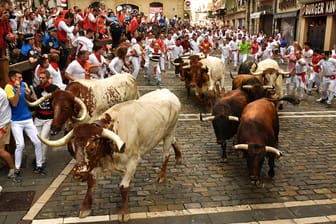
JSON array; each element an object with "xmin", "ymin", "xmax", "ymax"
[
  {"xmin": 50, "ymin": 90, "xmax": 88, "ymax": 132},
  {"xmin": 233, "ymin": 143, "xmax": 282, "ymax": 183},
  {"xmin": 38, "ymin": 124, "xmax": 125, "ymax": 153}
]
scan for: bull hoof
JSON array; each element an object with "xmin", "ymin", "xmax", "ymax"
[
  {"xmin": 175, "ymin": 157, "xmax": 183, "ymax": 165},
  {"xmin": 118, "ymin": 213, "xmax": 130, "ymax": 222},
  {"xmin": 79, "ymin": 209, "xmax": 91, "ymax": 218},
  {"xmin": 156, "ymin": 175, "xmax": 166, "ymax": 183},
  {"xmin": 221, "ymin": 157, "xmax": 228, "ymax": 163},
  {"xmin": 268, "ymin": 170, "xmax": 275, "ymax": 178}
]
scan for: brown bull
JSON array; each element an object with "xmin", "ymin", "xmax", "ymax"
[{"xmin": 233, "ymin": 98, "xmax": 283, "ymax": 184}]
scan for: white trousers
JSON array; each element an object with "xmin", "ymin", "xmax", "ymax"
[
  {"xmin": 129, "ymin": 56, "xmax": 140, "ymax": 79},
  {"xmin": 231, "ymin": 51, "xmax": 238, "ymax": 67},
  {"xmin": 11, "ymin": 118, "xmax": 43, "ymax": 169},
  {"xmin": 34, "ymin": 118, "xmax": 52, "ymax": 164}
]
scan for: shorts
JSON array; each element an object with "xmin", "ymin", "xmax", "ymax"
[{"xmin": 0, "ymin": 122, "xmax": 11, "ymax": 145}]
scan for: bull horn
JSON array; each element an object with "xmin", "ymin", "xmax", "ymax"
[
  {"xmin": 262, "ymin": 85, "xmax": 274, "ymax": 89},
  {"xmin": 251, "ymin": 70, "xmax": 263, "ymax": 76},
  {"xmin": 25, "ymin": 93, "xmax": 52, "ymax": 107},
  {"xmin": 233, "ymin": 144, "xmax": 248, "ymax": 150},
  {"xmin": 265, "ymin": 146, "xmax": 283, "ymax": 157},
  {"xmin": 72, "ymin": 97, "xmax": 87, "ymax": 121},
  {"xmin": 228, "ymin": 116, "xmax": 239, "ymax": 122},
  {"xmin": 38, "ymin": 129, "xmax": 73, "ymax": 147},
  {"xmin": 101, "ymin": 128, "xmax": 125, "ymax": 153},
  {"xmin": 171, "ymin": 59, "xmax": 181, "ymax": 66},
  {"xmin": 200, "ymin": 113, "xmax": 215, "ymax": 121},
  {"xmin": 242, "ymin": 85, "xmax": 253, "ymax": 89},
  {"xmin": 182, "ymin": 64, "xmax": 190, "ymax": 69}
]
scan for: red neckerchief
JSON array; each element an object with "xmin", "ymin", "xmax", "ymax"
[
  {"xmin": 50, "ymin": 62, "xmax": 59, "ymax": 71},
  {"xmin": 77, "ymin": 59, "xmax": 86, "ymax": 70},
  {"xmin": 94, "ymin": 52, "xmax": 102, "ymax": 63},
  {"xmin": 39, "ymin": 82, "xmax": 51, "ymax": 91},
  {"xmin": 7, "ymin": 81, "xmax": 16, "ymax": 87}
]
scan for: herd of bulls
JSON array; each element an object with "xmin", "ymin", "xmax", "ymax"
[{"xmin": 25, "ymin": 58, "xmax": 299, "ymax": 222}]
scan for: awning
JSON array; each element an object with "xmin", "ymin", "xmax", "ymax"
[
  {"xmin": 250, "ymin": 11, "xmax": 266, "ymax": 19},
  {"xmin": 274, "ymin": 11, "xmax": 298, "ymax": 19}
]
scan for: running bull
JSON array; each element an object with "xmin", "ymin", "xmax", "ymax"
[
  {"xmin": 232, "ymin": 98, "xmax": 284, "ymax": 184},
  {"xmin": 27, "ymin": 73, "xmax": 139, "ymax": 133},
  {"xmin": 200, "ymin": 78, "xmax": 273, "ymax": 161},
  {"xmin": 38, "ymin": 89, "xmax": 183, "ymax": 222}
]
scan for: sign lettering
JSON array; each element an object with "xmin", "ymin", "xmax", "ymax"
[{"xmin": 302, "ymin": 0, "xmax": 336, "ymax": 16}]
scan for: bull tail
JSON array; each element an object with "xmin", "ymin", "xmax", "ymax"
[
  {"xmin": 268, "ymin": 95, "xmax": 300, "ymax": 105},
  {"xmin": 229, "ymin": 72, "xmax": 235, "ymax": 79}
]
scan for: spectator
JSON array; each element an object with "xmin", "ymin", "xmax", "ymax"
[
  {"xmin": 108, "ymin": 46, "xmax": 129, "ymax": 75},
  {"xmin": 31, "ymin": 70, "xmax": 59, "ymax": 167},
  {"xmin": 4, "ymin": 69, "xmax": 44, "ymax": 182},
  {"xmin": 0, "ymin": 85, "xmax": 15, "ymax": 179},
  {"xmin": 88, "ymin": 45, "xmax": 108, "ymax": 79},
  {"xmin": 64, "ymin": 50, "xmax": 90, "ymax": 81}
]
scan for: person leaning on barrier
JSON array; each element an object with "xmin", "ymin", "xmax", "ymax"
[
  {"xmin": 41, "ymin": 26, "xmax": 61, "ymax": 55},
  {"xmin": 20, "ymin": 33, "xmax": 41, "ymax": 63}
]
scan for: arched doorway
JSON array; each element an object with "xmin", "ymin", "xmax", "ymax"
[
  {"xmin": 149, "ymin": 2, "xmax": 163, "ymax": 19},
  {"xmin": 116, "ymin": 4, "xmax": 139, "ymax": 15}
]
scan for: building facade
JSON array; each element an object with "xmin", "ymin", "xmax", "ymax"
[{"xmin": 66, "ymin": 0, "xmax": 184, "ymax": 20}]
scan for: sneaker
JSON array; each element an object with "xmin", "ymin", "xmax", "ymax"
[
  {"xmin": 13, "ymin": 170, "xmax": 22, "ymax": 183},
  {"xmin": 307, "ymin": 90, "xmax": 312, "ymax": 95},
  {"xmin": 7, "ymin": 168, "xmax": 15, "ymax": 179},
  {"xmin": 34, "ymin": 166, "xmax": 47, "ymax": 175},
  {"xmin": 316, "ymin": 98, "xmax": 326, "ymax": 103},
  {"xmin": 156, "ymin": 81, "xmax": 161, "ymax": 86}
]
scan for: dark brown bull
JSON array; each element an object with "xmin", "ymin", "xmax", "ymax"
[
  {"xmin": 201, "ymin": 78, "xmax": 271, "ymax": 161},
  {"xmin": 233, "ymin": 98, "xmax": 283, "ymax": 184}
]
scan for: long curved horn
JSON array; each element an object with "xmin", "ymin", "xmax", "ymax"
[
  {"xmin": 265, "ymin": 146, "xmax": 283, "ymax": 157},
  {"xmin": 228, "ymin": 116, "xmax": 239, "ymax": 122},
  {"xmin": 200, "ymin": 113, "xmax": 215, "ymax": 121},
  {"xmin": 101, "ymin": 128, "xmax": 125, "ymax": 153},
  {"xmin": 72, "ymin": 97, "xmax": 87, "ymax": 121},
  {"xmin": 38, "ymin": 130, "xmax": 74, "ymax": 147},
  {"xmin": 242, "ymin": 85, "xmax": 253, "ymax": 89},
  {"xmin": 25, "ymin": 93, "xmax": 53, "ymax": 107},
  {"xmin": 232, "ymin": 144, "xmax": 248, "ymax": 150},
  {"xmin": 263, "ymin": 85, "xmax": 274, "ymax": 89},
  {"xmin": 182, "ymin": 64, "xmax": 190, "ymax": 69}
]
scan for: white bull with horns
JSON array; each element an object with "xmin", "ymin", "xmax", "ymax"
[{"xmin": 37, "ymin": 88, "xmax": 183, "ymax": 222}]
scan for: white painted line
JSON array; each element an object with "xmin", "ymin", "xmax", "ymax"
[
  {"xmin": 178, "ymin": 111, "xmax": 336, "ymax": 121},
  {"xmin": 31, "ymin": 199, "xmax": 336, "ymax": 224},
  {"xmin": 23, "ymin": 159, "xmax": 76, "ymax": 221}
]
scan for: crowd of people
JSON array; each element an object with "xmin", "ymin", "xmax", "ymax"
[{"xmin": 1, "ymin": 0, "xmax": 336, "ymax": 185}]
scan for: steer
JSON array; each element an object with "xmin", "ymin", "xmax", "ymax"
[
  {"xmin": 233, "ymin": 98, "xmax": 283, "ymax": 184},
  {"xmin": 27, "ymin": 73, "xmax": 139, "ymax": 133},
  {"xmin": 251, "ymin": 59, "xmax": 290, "ymax": 109},
  {"xmin": 38, "ymin": 89, "xmax": 182, "ymax": 222},
  {"xmin": 201, "ymin": 78, "xmax": 272, "ymax": 161},
  {"xmin": 188, "ymin": 56, "xmax": 226, "ymax": 106}
]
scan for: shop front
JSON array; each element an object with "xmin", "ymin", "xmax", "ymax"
[{"xmin": 299, "ymin": 0, "xmax": 336, "ymax": 52}]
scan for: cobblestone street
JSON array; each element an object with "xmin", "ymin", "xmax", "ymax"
[
  {"xmin": 2, "ymin": 65, "xmax": 336, "ymax": 224},
  {"xmin": 35, "ymin": 67, "xmax": 336, "ymax": 223}
]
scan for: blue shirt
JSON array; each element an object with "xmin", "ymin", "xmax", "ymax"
[
  {"xmin": 5, "ymin": 82, "xmax": 32, "ymax": 121},
  {"xmin": 42, "ymin": 34, "xmax": 60, "ymax": 49}
]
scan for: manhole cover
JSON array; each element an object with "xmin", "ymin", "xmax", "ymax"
[{"xmin": 0, "ymin": 191, "xmax": 35, "ymax": 212}]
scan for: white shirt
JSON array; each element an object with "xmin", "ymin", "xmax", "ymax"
[
  {"xmin": 295, "ymin": 58, "xmax": 307, "ymax": 74},
  {"xmin": 65, "ymin": 60, "xmax": 86, "ymax": 80},
  {"xmin": 302, "ymin": 48, "xmax": 314, "ymax": 64},
  {"xmin": 108, "ymin": 57, "xmax": 125, "ymax": 75},
  {"xmin": 0, "ymin": 88, "xmax": 11, "ymax": 127},
  {"xmin": 89, "ymin": 53, "xmax": 107, "ymax": 79},
  {"xmin": 189, "ymin": 39, "xmax": 200, "ymax": 54},
  {"xmin": 72, "ymin": 36, "xmax": 94, "ymax": 54},
  {"xmin": 58, "ymin": 20, "xmax": 75, "ymax": 40},
  {"xmin": 47, "ymin": 64, "xmax": 66, "ymax": 90},
  {"xmin": 220, "ymin": 44, "xmax": 230, "ymax": 58}
]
